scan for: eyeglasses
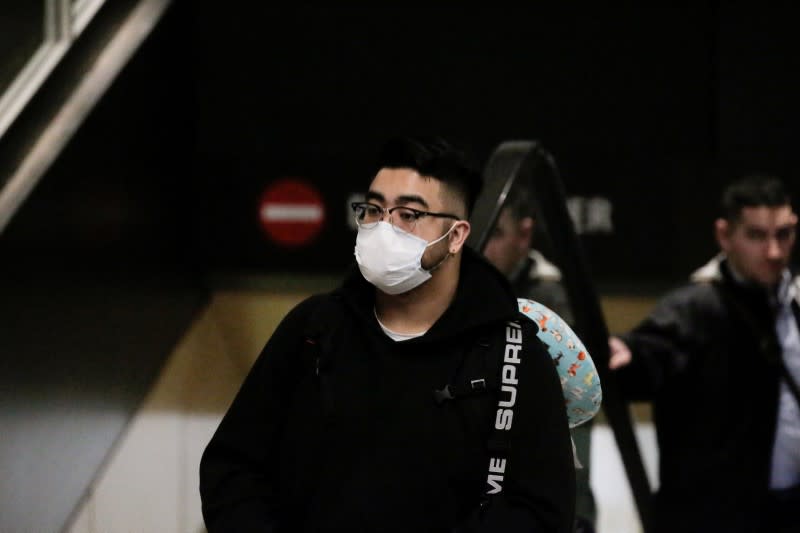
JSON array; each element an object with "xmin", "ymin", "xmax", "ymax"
[{"xmin": 351, "ymin": 201, "xmax": 460, "ymax": 233}]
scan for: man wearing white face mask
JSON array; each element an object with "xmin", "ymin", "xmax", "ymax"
[
  {"xmin": 200, "ymin": 136, "xmax": 576, "ymax": 533},
  {"xmin": 352, "ymin": 198, "xmax": 458, "ymax": 296}
]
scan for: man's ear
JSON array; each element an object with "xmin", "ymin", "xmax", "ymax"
[
  {"xmin": 448, "ymin": 220, "xmax": 471, "ymax": 254},
  {"xmin": 714, "ymin": 218, "xmax": 730, "ymax": 252},
  {"xmin": 519, "ymin": 216, "xmax": 535, "ymax": 246}
]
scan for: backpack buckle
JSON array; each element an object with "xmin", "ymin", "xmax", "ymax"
[
  {"xmin": 433, "ymin": 384, "xmax": 455, "ymax": 404},
  {"xmin": 470, "ymin": 378, "xmax": 486, "ymax": 391}
]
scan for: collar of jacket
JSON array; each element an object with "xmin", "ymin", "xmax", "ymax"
[
  {"xmin": 690, "ymin": 253, "xmax": 800, "ymax": 307},
  {"xmin": 337, "ymin": 246, "xmax": 521, "ymax": 343},
  {"xmin": 525, "ymin": 249, "xmax": 562, "ymax": 282},
  {"xmin": 509, "ymin": 249, "xmax": 562, "ymax": 287}
]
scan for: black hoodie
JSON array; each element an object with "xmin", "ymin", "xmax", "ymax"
[{"xmin": 200, "ymin": 247, "xmax": 575, "ymax": 532}]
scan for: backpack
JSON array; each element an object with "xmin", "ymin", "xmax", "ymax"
[{"xmin": 300, "ymin": 293, "xmax": 602, "ymax": 506}]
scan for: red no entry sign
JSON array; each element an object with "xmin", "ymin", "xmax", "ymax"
[{"xmin": 258, "ymin": 178, "xmax": 326, "ymax": 247}]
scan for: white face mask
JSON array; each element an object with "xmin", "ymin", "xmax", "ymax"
[{"xmin": 354, "ymin": 221, "xmax": 454, "ymax": 295}]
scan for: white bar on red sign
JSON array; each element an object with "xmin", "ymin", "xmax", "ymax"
[{"xmin": 261, "ymin": 204, "xmax": 323, "ymax": 222}]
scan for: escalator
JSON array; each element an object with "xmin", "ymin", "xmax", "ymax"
[{"xmin": 0, "ymin": 2, "xmax": 209, "ymax": 532}]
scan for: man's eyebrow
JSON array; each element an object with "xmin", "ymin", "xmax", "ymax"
[
  {"xmin": 743, "ymin": 223, "xmax": 796, "ymax": 235},
  {"xmin": 365, "ymin": 190, "xmax": 385, "ymax": 203},
  {"xmin": 364, "ymin": 191, "xmax": 430, "ymax": 209},
  {"xmin": 395, "ymin": 194, "xmax": 430, "ymax": 209}
]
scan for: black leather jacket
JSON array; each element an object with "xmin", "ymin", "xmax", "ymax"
[{"xmin": 618, "ymin": 256, "xmax": 800, "ymax": 532}]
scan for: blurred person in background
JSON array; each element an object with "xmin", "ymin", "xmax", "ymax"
[
  {"xmin": 483, "ymin": 179, "xmax": 597, "ymax": 533},
  {"xmin": 200, "ymin": 136, "xmax": 576, "ymax": 532},
  {"xmin": 608, "ymin": 174, "xmax": 799, "ymax": 532}
]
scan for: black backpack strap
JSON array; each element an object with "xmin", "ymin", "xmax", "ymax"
[
  {"xmin": 301, "ymin": 292, "xmax": 344, "ymax": 362},
  {"xmin": 432, "ymin": 333, "xmax": 493, "ymax": 404},
  {"xmin": 300, "ymin": 292, "xmax": 346, "ymax": 415},
  {"xmin": 784, "ymin": 298, "xmax": 800, "ymax": 406},
  {"xmin": 430, "ymin": 317, "xmax": 526, "ymax": 509},
  {"xmin": 480, "ymin": 317, "xmax": 525, "ymax": 508},
  {"xmin": 778, "ymin": 297, "xmax": 800, "ymax": 406},
  {"xmin": 780, "ymin": 359, "xmax": 800, "ymax": 408},
  {"xmin": 713, "ymin": 280, "xmax": 800, "ymax": 408}
]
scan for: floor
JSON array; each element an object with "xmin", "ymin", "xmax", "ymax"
[{"xmin": 590, "ymin": 422, "xmax": 659, "ymax": 533}]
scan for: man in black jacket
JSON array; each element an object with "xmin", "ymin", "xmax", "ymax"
[
  {"xmin": 200, "ymin": 136, "xmax": 576, "ymax": 532},
  {"xmin": 608, "ymin": 174, "xmax": 799, "ymax": 532}
]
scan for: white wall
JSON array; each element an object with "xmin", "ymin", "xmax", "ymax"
[{"xmin": 66, "ymin": 291, "xmax": 304, "ymax": 533}]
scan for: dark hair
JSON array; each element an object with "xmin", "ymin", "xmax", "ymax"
[
  {"xmin": 720, "ymin": 174, "xmax": 792, "ymax": 222},
  {"xmin": 375, "ymin": 136, "xmax": 483, "ymax": 216}
]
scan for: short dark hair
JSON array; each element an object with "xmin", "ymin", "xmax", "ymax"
[
  {"xmin": 375, "ymin": 136, "xmax": 483, "ymax": 216},
  {"xmin": 721, "ymin": 174, "xmax": 792, "ymax": 223}
]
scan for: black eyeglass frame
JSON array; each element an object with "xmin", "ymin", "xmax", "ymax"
[{"xmin": 350, "ymin": 201, "xmax": 460, "ymax": 228}]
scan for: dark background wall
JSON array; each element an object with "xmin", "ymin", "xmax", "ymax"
[
  {"xmin": 191, "ymin": 5, "xmax": 798, "ymax": 287},
  {"xmin": 194, "ymin": 5, "xmax": 705, "ymax": 281},
  {"xmin": 5, "ymin": 4, "xmax": 798, "ymax": 287}
]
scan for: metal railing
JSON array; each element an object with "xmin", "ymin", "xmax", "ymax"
[
  {"xmin": 0, "ymin": 0, "xmax": 106, "ymax": 141},
  {"xmin": 0, "ymin": 0, "xmax": 172, "ymax": 234}
]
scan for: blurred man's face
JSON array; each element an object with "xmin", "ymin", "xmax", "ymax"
[
  {"xmin": 716, "ymin": 205, "xmax": 797, "ymax": 287},
  {"xmin": 483, "ymin": 208, "xmax": 532, "ymax": 277}
]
